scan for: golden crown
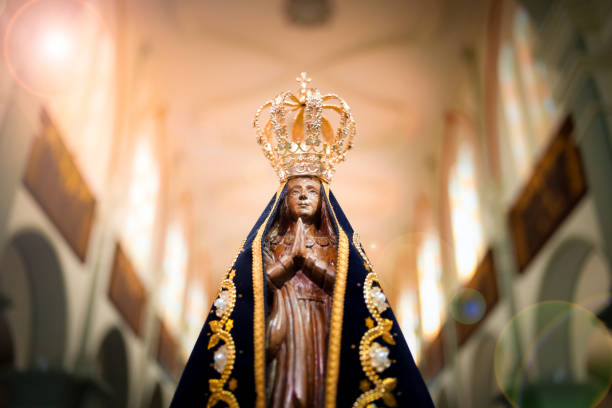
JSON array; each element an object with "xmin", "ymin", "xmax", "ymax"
[{"xmin": 253, "ymin": 72, "xmax": 356, "ymax": 183}]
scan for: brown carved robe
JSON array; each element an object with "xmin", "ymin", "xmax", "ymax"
[{"xmin": 263, "ymin": 227, "xmax": 337, "ymax": 408}]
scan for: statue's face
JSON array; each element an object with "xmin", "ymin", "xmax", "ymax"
[{"xmin": 286, "ymin": 176, "xmax": 321, "ymax": 222}]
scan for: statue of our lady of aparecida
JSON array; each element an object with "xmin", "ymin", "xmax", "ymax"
[{"xmin": 170, "ymin": 73, "xmax": 434, "ymax": 408}]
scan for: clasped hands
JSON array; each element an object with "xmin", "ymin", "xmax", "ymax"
[
  {"xmin": 267, "ymin": 218, "xmax": 335, "ymax": 294},
  {"xmin": 287, "ymin": 217, "xmax": 311, "ymax": 270}
]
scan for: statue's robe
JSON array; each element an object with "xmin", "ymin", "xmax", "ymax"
[
  {"xmin": 170, "ymin": 181, "xmax": 434, "ymax": 407},
  {"xmin": 264, "ymin": 225, "xmax": 336, "ymax": 408}
]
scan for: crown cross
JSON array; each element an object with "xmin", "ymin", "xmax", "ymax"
[
  {"xmin": 253, "ymin": 73, "xmax": 356, "ymax": 183},
  {"xmin": 296, "ymin": 72, "xmax": 312, "ymax": 95}
]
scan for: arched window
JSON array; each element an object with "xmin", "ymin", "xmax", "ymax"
[
  {"xmin": 497, "ymin": 3, "xmax": 559, "ymax": 195},
  {"xmin": 448, "ymin": 143, "xmax": 485, "ymax": 283},
  {"xmin": 46, "ymin": 9, "xmax": 116, "ymax": 195},
  {"xmin": 122, "ymin": 128, "xmax": 160, "ymax": 280},
  {"xmin": 159, "ymin": 221, "xmax": 188, "ymax": 335},
  {"xmin": 397, "ymin": 290, "xmax": 421, "ymax": 363},
  {"xmin": 417, "ymin": 231, "xmax": 444, "ymax": 341},
  {"xmin": 182, "ymin": 276, "xmax": 207, "ymax": 358},
  {"xmin": 499, "ymin": 45, "xmax": 530, "ymax": 180},
  {"xmin": 513, "ymin": 7, "xmax": 558, "ymax": 145}
]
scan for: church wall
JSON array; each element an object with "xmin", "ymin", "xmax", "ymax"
[
  {"xmin": 453, "ymin": 300, "xmax": 510, "ymax": 407},
  {"xmin": 537, "ymin": 1, "xmax": 612, "ymax": 266},
  {"xmin": 0, "ymin": 88, "xmax": 41, "ymax": 256},
  {"xmin": 513, "ymin": 197, "xmax": 603, "ymax": 308},
  {"xmin": 431, "ymin": 1, "xmax": 612, "ymax": 405},
  {"xmin": 0, "ymin": 113, "xmax": 176, "ymax": 407},
  {"xmin": 4, "ymin": 187, "xmax": 93, "ymax": 370},
  {"xmin": 0, "ymin": 32, "xmax": 177, "ymax": 407}
]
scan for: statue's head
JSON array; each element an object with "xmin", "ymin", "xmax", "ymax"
[
  {"xmin": 269, "ymin": 175, "xmax": 335, "ymax": 241},
  {"xmin": 286, "ymin": 176, "xmax": 321, "ymax": 224}
]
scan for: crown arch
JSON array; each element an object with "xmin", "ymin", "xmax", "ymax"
[{"xmin": 253, "ymin": 75, "xmax": 356, "ymax": 183}]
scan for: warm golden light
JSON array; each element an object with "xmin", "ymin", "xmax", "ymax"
[
  {"xmin": 417, "ymin": 232, "xmax": 444, "ymax": 340},
  {"xmin": 398, "ymin": 290, "xmax": 421, "ymax": 363},
  {"xmin": 40, "ymin": 29, "xmax": 72, "ymax": 63},
  {"xmin": 449, "ymin": 143, "xmax": 485, "ymax": 283},
  {"xmin": 160, "ymin": 222, "xmax": 189, "ymax": 334},
  {"xmin": 500, "ymin": 45, "xmax": 530, "ymax": 180},
  {"xmin": 122, "ymin": 135, "xmax": 160, "ymax": 278},
  {"xmin": 182, "ymin": 278, "xmax": 207, "ymax": 359}
]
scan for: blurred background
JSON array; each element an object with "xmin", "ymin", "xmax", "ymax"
[{"xmin": 0, "ymin": 0, "xmax": 611, "ymax": 407}]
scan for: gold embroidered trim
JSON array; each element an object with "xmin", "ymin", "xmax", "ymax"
[
  {"xmin": 323, "ymin": 183, "xmax": 350, "ymax": 408},
  {"xmin": 252, "ymin": 183, "xmax": 286, "ymax": 408},
  {"xmin": 205, "ymin": 240, "xmax": 246, "ymax": 408},
  {"xmin": 352, "ymin": 232, "xmax": 398, "ymax": 408}
]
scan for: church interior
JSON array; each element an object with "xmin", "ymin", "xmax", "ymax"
[{"xmin": 0, "ymin": 0, "xmax": 611, "ymax": 406}]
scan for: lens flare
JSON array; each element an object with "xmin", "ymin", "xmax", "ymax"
[
  {"xmin": 40, "ymin": 29, "xmax": 72, "ymax": 62},
  {"xmin": 450, "ymin": 288, "xmax": 486, "ymax": 325},
  {"xmin": 494, "ymin": 300, "xmax": 612, "ymax": 408},
  {"xmin": 3, "ymin": 0, "xmax": 107, "ymax": 98}
]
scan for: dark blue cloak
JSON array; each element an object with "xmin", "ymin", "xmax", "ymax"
[{"xmin": 170, "ymin": 182, "xmax": 434, "ymax": 407}]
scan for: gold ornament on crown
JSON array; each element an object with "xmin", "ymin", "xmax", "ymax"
[{"xmin": 253, "ymin": 72, "xmax": 356, "ymax": 183}]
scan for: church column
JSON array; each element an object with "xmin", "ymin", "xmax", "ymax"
[
  {"xmin": 464, "ymin": 44, "xmax": 524, "ymax": 407},
  {"xmin": 135, "ymin": 107, "xmax": 171, "ymax": 408},
  {"xmin": 74, "ymin": 0, "xmax": 132, "ymax": 367}
]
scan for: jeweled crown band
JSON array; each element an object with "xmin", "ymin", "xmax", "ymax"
[{"xmin": 253, "ymin": 72, "xmax": 356, "ymax": 183}]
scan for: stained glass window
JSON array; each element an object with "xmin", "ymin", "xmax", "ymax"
[
  {"xmin": 48, "ymin": 12, "xmax": 115, "ymax": 195},
  {"xmin": 499, "ymin": 45, "xmax": 530, "ymax": 180},
  {"xmin": 498, "ymin": 4, "xmax": 559, "ymax": 189},
  {"xmin": 449, "ymin": 143, "xmax": 485, "ymax": 283},
  {"xmin": 398, "ymin": 290, "xmax": 421, "ymax": 362},
  {"xmin": 182, "ymin": 277, "xmax": 207, "ymax": 358},
  {"xmin": 159, "ymin": 221, "xmax": 189, "ymax": 334},
  {"xmin": 417, "ymin": 231, "xmax": 444, "ymax": 340},
  {"xmin": 513, "ymin": 7, "xmax": 558, "ymax": 145},
  {"xmin": 122, "ymin": 130, "xmax": 160, "ymax": 280}
]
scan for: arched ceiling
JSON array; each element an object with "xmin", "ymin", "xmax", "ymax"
[{"xmin": 127, "ymin": 0, "xmax": 490, "ymax": 287}]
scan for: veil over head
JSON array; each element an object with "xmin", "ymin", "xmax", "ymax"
[{"xmin": 170, "ymin": 181, "xmax": 434, "ymax": 408}]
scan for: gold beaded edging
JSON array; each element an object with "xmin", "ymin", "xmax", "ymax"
[
  {"xmin": 252, "ymin": 183, "xmax": 286, "ymax": 408},
  {"xmin": 352, "ymin": 232, "xmax": 398, "ymax": 408},
  {"xmin": 205, "ymin": 239, "xmax": 246, "ymax": 408},
  {"xmin": 322, "ymin": 183, "xmax": 350, "ymax": 408}
]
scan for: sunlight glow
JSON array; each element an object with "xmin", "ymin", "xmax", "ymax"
[
  {"xmin": 449, "ymin": 143, "xmax": 485, "ymax": 283},
  {"xmin": 513, "ymin": 7, "xmax": 558, "ymax": 145},
  {"xmin": 160, "ymin": 222, "xmax": 189, "ymax": 334},
  {"xmin": 40, "ymin": 29, "xmax": 72, "ymax": 62},
  {"xmin": 398, "ymin": 290, "xmax": 421, "ymax": 363},
  {"xmin": 182, "ymin": 278, "xmax": 207, "ymax": 358},
  {"xmin": 123, "ymin": 136, "xmax": 160, "ymax": 279},
  {"xmin": 500, "ymin": 45, "xmax": 530, "ymax": 180},
  {"xmin": 417, "ymin": 232, "xmax": 444, "ymax": 340},
  {"xmin": 32, "ymin": 9, "xmax": 116, "ymax": 195}
]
